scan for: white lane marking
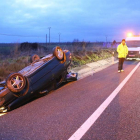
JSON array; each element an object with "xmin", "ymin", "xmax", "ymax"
[{"xmin": 68, "ymin": 62, "xmax": 140, "ymax": 140}]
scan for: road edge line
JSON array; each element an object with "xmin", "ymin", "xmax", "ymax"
[{"xmin": 68, "ymin": 62, "xmax": 140, "ymax": 140}]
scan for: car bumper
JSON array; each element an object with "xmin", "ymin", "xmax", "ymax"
[
  {"xmin": 126, "ymin": 57, "xmax": 140, "ymax": 60},
  {"xmin": 66, "ymin": 72, "xmax": 78, "ymax": 81}
]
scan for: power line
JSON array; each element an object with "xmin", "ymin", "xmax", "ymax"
[
  {"xmin": 0, "ymin": 33, "xmax": 66, "ymax": 42},
  {"xmin": 0, "ymin": 33, "xmax": 45, "ymax": 38}
]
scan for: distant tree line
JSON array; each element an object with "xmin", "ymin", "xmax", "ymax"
[{"xmin": 19, "ymin": 42, "xmax": 47, "ymax": 51}]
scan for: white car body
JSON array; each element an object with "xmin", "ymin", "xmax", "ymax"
[{"xmin": 126, "ymin": 36, "xmax": 140, "ymax": 60}]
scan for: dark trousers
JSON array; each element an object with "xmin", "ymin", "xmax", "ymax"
[{"xmin": 118, "ymin": 58, "xmax": 125, "ymax": 70}]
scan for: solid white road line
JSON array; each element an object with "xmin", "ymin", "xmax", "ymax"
[{"xmin": 68, "ymin": 62, "xmax": 140, "ymax": 140}]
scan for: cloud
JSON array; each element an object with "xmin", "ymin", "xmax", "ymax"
[{"xmin": 1, "ymin": 0, "xmax": 140, "ymax": 42}]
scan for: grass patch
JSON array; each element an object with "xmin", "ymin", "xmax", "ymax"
[
  {"xmin": 0, "ymin": 47, "xmax": 117, "ymax": 81},
  {"xmin": 70, "ymin": 49, "xmax": 116, "ymax": 68},
  {"xmin": 0, "ymin": 56, "xmax": 30, "ymax": 81}
]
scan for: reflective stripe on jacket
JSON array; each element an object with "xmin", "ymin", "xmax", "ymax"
[{"xmin": 117, "ymin": 43, "xmax": 128, "ymax": 58}]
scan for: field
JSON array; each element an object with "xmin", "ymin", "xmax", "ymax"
[{"xmin": 0, "ymin": 42, "xmax": 118, "ymax": 81}]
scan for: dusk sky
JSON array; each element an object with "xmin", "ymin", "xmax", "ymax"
[{"xmin": 0, "ymin": 0, "xmax": 140, "ymax": 43}]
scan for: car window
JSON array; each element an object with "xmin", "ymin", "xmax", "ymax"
[{"xmin": 126, "ymin": 41, "xmax": 140, "ymax": 47}]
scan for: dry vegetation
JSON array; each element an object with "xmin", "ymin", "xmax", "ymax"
[
  {"xmin": 70, "ymin": 49, "xmax": 116, "ymax": 68},
  {"xmin": 0, "ymin": 42, "xmax": 117, "ymax": 81}
]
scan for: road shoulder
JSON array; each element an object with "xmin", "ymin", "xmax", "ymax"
[{"xmin": 71, "ymin": 57, "xmax": 118, "ymax": 79}]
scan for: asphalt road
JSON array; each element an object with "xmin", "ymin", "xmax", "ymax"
[{"xmin": 0, "ymin": 60, "xmax": 140, "ymax": 140}]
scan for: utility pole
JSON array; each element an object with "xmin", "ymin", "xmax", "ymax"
[
  {"xmin": 106, "ymin": 35, "xmax": 108, "ymax": 48},
  {"xmin": 48, "ymin": 27, "xmax": 51, "ymax": 43},
  {"xmin": 46, "ymin": 34, "xmax": 47, "ymax": 47},
  {"xmin": 58, "ymin": 33, "xmax": 61, "ymax": 43}
]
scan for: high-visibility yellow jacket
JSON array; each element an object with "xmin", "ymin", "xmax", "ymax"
[{"xmin": 117, "ymin": 43, "xmax": 128, "ymax": 58}]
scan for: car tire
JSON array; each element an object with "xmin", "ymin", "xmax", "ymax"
[
  {"xmin": 53, "ymin": 46, "xmax": 64, "ymax": 60},
  {"xmin": 30, "ymin": 54, "xmax": 40, "ymax": 63},
  {"xmin": 6, "ymin": 73, "xmax": 26, "ymax": 93}
]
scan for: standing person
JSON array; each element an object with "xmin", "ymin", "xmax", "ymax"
[{"xmin": 117, "ymin": 39, "xmax": 128, "ymax": 73}]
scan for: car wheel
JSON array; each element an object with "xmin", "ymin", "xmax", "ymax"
[
  {"xmin": 6, "ymin": 73, "xmax": 26, "ymax": 93},
  {"xmin": 30, "ymin": 54, "xmax": 40, "ymax": 63},
  {"xmin": 53, "ymin": 46, "xmax": 64, "ymax": 60}
]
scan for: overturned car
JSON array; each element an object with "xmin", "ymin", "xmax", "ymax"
[{"xmin": 0, "ymin": 46, "xmax": 78, "ymax": 113}]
